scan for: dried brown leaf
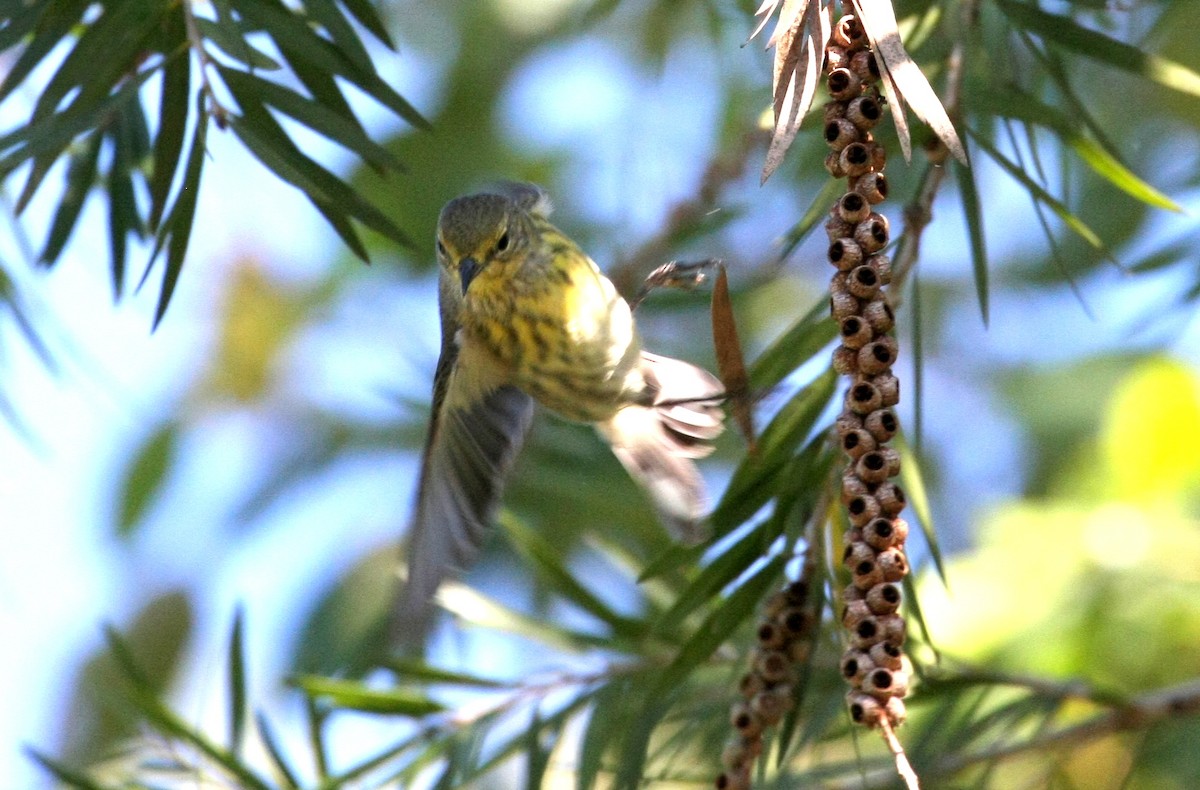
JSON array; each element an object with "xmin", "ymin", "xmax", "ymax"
[
  {"xmin": 711, "ymin": 265, "xmax": 755, "ymax": 450},
  {"xmin": 762, "ymin": 0, "xmax": 831, "ymax": 182},
  {"xmin": 749, "ymin": 0, "xmax": 785, "ymax": 43},
  {"xmin": 851, "ymin": 0, "xmax": 968, "ymax": 165}
]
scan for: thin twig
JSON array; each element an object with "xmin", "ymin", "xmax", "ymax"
[
  {"xmin": 879, "ymin": 717, "xmax": 920, "ymax": 790},
  {"xmin": 610, "ymin": 130, "xmax": 766, "ymax": 295}
]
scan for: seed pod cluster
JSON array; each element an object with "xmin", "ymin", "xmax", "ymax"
[
  {"xmin": 716, "ymin": 580, "xmax": 816, "ymax": 790},
  {"xmin": 823, "ymin": 14, "xmax": 911, "ymax": 730}
]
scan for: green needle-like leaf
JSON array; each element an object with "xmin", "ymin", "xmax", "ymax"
[
  {"xmin": 969, "ymin": 129, "xmax": 1110, "ymax": 257},
  {"xmin": 953, "ymin": 157, "xmax": 989, "ymax": 327},
  {"xmin": 227, "ymin": 608, "xmax": 248, "ymax": 756},
  {"xmin": 294, "ymin": 675, "xmax": 446, "ymax": 716},
  {"xmin": 38, "ymin": 132, "xmax": 101, "ymax": 266},
  {"xmin": 998, "ymin": 1, "xmax": 1200, "ymax": 99}
]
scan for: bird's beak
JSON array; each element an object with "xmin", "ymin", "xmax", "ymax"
[{"xmin": 459, "ymin": 257, "xmax": 480, "ymax": 295}]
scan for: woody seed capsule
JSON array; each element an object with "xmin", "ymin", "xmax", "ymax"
[{"xmin": 828, "ymin": 238, "xmax": 863, "ymax": 271}]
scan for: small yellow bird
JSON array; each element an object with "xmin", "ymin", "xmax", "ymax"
[{"xmin": 395, "ymin": 183, "xmax": 724, "ymax": 641}]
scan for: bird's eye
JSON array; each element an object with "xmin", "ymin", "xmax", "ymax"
[
  {"xmin": 496, "ymin": 231, "xmax": 510, "ymax": 252},
  {"xmin": 436, "ymin": 239, "xmax": 447, "ymax": 257}
]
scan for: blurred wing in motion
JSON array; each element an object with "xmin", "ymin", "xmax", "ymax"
[{"xmin": 392, "ymin": 371, "xmax": 534, "ymax": 651}]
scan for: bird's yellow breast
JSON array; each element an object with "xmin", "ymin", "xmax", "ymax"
[{"xmin": 459, "ymin": 242, "xmax": 643, "ymax": 422}]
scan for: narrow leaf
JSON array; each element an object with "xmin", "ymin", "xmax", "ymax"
[
  {"xmin": 38, "ymin": 132, "xmax": 102, "ymax": 266},
  {"xmin": 149, "ymin": 48, "xmax": 191, "ymax": 232},
  {"xmin": 652, "ymin": 555, "xmax": 786, "ymax": 695},
  {"xmin": 969, "ymin": 130, "xmax": 1109, "ymax": 256},
  {"xmin": 255, "ymin": 712, "xmax": 302, "ymax": 788},
  {"xmin": 151, "ymin": 101, "xmax": 209, "ymax": 329},
  {"xmin": 953, "ymin": 158, "xmax": 989, "ymax": 326},
  {"xmin": 998, "ymin": 0, "xmax": 1200, "ymax": 99},
  {"xmin": 710, "ymin": 367, "xmax": 837, "ymax": 532},
  {"xmin": 227, "ymin": 608, "xmax": 247, "ymax": 756},
  {"xmin": 117, "ymin": 421, "xmax": 179, "ymax": 536},
  {"xmin": 749, "ymin": 298, "xmax": 836, "ymax": 391},
  {"xmin": 23, "ymin": 749, "xmax": 108, "ymax": 790},
  {"xmin": 293, "ymin": 675, "xmax": 445, "ymax": 716}
]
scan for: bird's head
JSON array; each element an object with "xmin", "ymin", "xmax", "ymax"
[{"xmin": 436, "ymin": 184, "xmax": 550, "ymax": 297}]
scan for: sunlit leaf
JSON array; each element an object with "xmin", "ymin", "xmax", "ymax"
[
  {"xmin": 998, "ymin": 1, "xmax": 1200, "ymax": 99},
  {"xmin": 116, "ymin": 421, "xmax": 179, "ymax": 537},
  {"xmin": 969, "ymin": 130, "xmax": 1109, "ymax": 257},
  {"xmin": 749, "ymin": 298, "xmax": 836, "ymax": 392},
  {"xmin": 711, "ymin": 367, "xmax": 837, "ymax": 533},
  {"xmin": 294, "ymin": 675, "xmax": 445, "ymax": 716},
  {"xmin": 652, "ymin": 554, "xmax": 786, "ymax": 695}
]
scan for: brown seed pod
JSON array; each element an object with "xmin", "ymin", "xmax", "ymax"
[
  {"xmin": 729, "ymin": 702, "xmax": 763, "ymax": 738},
  {"xmin": 857, "ymin": 336, "xmax": 898, "ymax": 375},
  {"xmin": 823, "ymin": 100, "xmax": 848, "ymax": 123},
  {"xmin": 839, "ymin": 141, "xmax": 874, "ymax": 177},
  {"xmin": 841, "ymin": 471, "xmax": 870, "ymax": 503},
  {"xmin": 846, "ymin": 493, "xmax": 882, "ymax": 527},
  {"xmin": 828, "ymin": 67, "xmax": 862, "ymax": 100},
  {"xmin": 862, "ymin": 667, "xmax": 906, "ymax": 699},
  {"xmin": 864, "ymin": 408, "xmax": 898, "ymax": 442},
  {"xmin": 754, "ymin": 649, "xmax": 794, "ymax": 684},
  {"xmin": 872, "ymin": 372, "xmax": 900, "ymax": 407},
  {"xmin": 863, "ymin": 517, "xmax": 905, "ymax": 550},
  {"xmin": 836, "ymin": 191, "xmax": 871, "ymax": 224},
  {"xmin": 828, "ymin": 237, "xmax": 864, "ymax": 271},
  {"xmin": 776, "ymin": 606, "xmax": 813, "ymax": 638},
  {"xmin": 849, "ymin": 50, "xmax": 880, "ymax": 83},
  {"xmin": 847, "ymin": 379, "xmax": 883, "ymax": 414},
  {"xmin": 840, "ymin": 426, "xmax": 876, "ymax": 459},
  {"xmin": 850, "ymin": 613, "xmax": 884, "ymax": 648},
  {"xmin": 841, "ymin": 598, "xmax": 872, "ymax": 629},
  {"xmin": 846, "ymin": 94, "xmax": 883, "ymax": 131},
  {"xmin": 832, "ymin": 344, "xmax": 858, "ymax": 374},
  {"xmin": 876, "ymin": 548, "xmax": 909, "ymax": 582},
  {"xmin": 877, "ymin": 613, "xmax": 907, "ymax": 645},
  {"xmin": 739, "ymin": 671, "xmax": 766, "ymax": 700},
  {"xmin": 852, "ymin": 170, "xmax": 888, "ymax": 203},
  {"xmin": 866, "ymin": 581, "xmax": 902, "ymax": 615},
  {"xmin": 825, "ymin": 213, "xmax": 854, "ymax": 241},
  {"xmin": 861, "ymin": 297, "xmax": 894, "ymax": 333},
  {"xmin": 824, "ymin": 44, "xmax": 850, "ymax": 73},
  {"xmin": 840, "ymin": 649, "xmax": 875, "ymax": 684},
  {"xmin": 829, "ymin": 290, "xmax": 859, "ymax": 321},
  {"xmin": 751, "ymin": 685, "xmax": 793, "ymax": 725},
  {"xmin": 839, "ymin": 315, "xmax": 874, "ymax": 350},
  {"xmin": 869, "ymin": 640, "xmax": 904, "ymax": 670},
  {"xmin": 831, "ymin": 15, "xmax": 865, "ymax": 49},
  {"xmin": 756, "ymin": 621, "xmax": 787, "ymax": 650},
  {"xmin": 847, "ymin": 690, "xmax": 885, "ymax": 726},
  {"xmin": 854, "ymin": 212, "xmax": 890, "ymax": 252},
  {"xmin": 855, "ymin": 450, "xmax": 891, "ymax": 484},
  {"xmin": 825, "ymin": 149, "xmax": 848, "ymax": 178},
  {"xmin": 866, "ymin": 253, "xmax": 892, "ymax": 285},
  {"xmin": 874, "ymin": 481, "xmax": 907, "ymax": 515},
  {"xmin": 825, "ymin": 117, "xmax": 860, "ymax": 151},
  {"xmin": 846, "ymin": 264, "xmax": 881, "ymax": 298}
]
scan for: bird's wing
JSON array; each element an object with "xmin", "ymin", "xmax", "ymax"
[{"xmin": 392, "ymin": 348, "xmax": 534, "ymax": 650}]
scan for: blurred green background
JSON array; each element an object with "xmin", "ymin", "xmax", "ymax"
[{"xmin": 1, "ymin": 0, "xmax": 1198, "ymax": 787}]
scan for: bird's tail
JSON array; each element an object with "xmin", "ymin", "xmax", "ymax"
[{"xmin": 598, "ymin": 352, "xmax": 725, "ymax": 543}]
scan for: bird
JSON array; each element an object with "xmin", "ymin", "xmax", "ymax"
[{"xmin": 393, "ymin": 182, "xmax": 725, "ymax": 646}]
